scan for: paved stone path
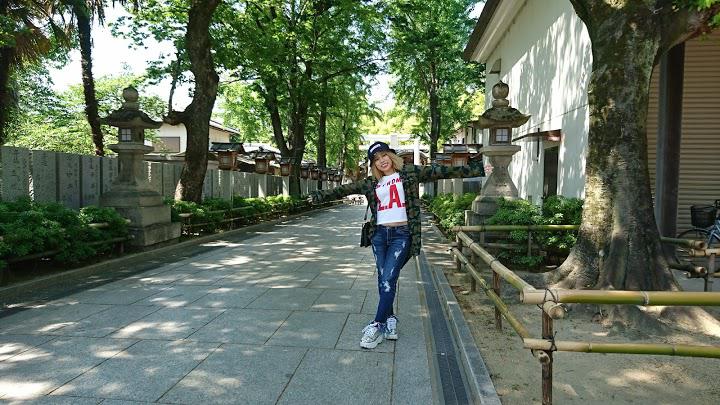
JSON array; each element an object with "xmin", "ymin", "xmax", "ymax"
[{"xmin": 0, "ymin": 205, "xmax": 437, "ymax": 404}]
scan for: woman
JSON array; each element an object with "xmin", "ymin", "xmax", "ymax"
[{"xmin": 310, "ymin": 141, "xmax": 484, "ymax": 349}]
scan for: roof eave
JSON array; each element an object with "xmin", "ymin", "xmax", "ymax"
[{"xmin": 463, "ymin": 0, "xmax": 525, "ymax": 63}]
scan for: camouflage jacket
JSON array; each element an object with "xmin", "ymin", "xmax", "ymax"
[{"xmin": 310, "ymin": 163, "xmax": 484, "ymax": 258}]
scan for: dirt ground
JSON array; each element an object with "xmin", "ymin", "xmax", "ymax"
[{"xmin": 442, "ymin": 267, "xmax": 720, "ymax": 404}]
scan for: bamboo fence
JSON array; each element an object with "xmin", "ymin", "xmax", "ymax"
[{"xmin": 447, "ymin": 228, "xmax": 720, "ymax": 405}]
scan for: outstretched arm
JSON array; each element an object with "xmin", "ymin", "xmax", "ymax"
[
  {"xmin": 308, "ymin": 178, "xmax": 372, "ymax": 204},
  {"xmin": 408, "ymin": 161, "xmax": 485, "ymax": 183}
]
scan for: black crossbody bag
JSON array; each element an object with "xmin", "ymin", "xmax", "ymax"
[{"xmin": 360, "ymin": 202, "xmax": 372, "ymax": 247}]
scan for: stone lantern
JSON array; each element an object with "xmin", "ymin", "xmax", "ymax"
[
  {"xmin": 473, "ymin": 81, "xmax": 531, "ymax": 219},
  {"xmin": 300, "ymin": 162, "xmax": 310, "ymax": 179},
  {"xmin": 280, "ymin": 157, "xmax": 296, "ymax": 177},
  {"xmin": 100, "ymin": 86, "xmax": 181, "ymax": 247}
]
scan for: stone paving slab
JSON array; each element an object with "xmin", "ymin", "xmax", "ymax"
[
  {"xmin": 52, "ymin": 340, "xmax": 219, "ymax": 402},
  {"xmin": 50, "ymin": 305, "xmax": 160, "ymax": 338},
  {"xmin": 110, "ymin": 308, "xmax": 225, "ymax": 340},
  {"xmin": 186, "ymin": 308, "xmax": 290, "ymax": 344},
  {"xmin": 131, "ymin": 285, "xmax": 219, "ymax": 308},
  {"xmin": 56, "ymin": 284, "xmax": 169, "ymax": 306},
  {"xmin": 0, "ymin": 337, "xmax": 136, "ymax": 400},
  {"xmin": 276, "ymin": 349, "xmax": 393, "ymax": 405},
  {"xmin": 189, "ymin": 285, "xmax": 268, "ymax": 308},
  {"xmin": 0, "ymin": 335, "xmax": 55, "ymax": 362},
  {"xmin": 310, "ymin": 289, "xmax": 366, "ymax": 313},
  {"xmin": 245, "ymin": 288, "xmax": 323, "ymax": 311},
  {"xmin": 159, "ymin": 344, "xmax": 307, "ymax": 405},
  {"xmin": 265, "ymin": 311, "xmax": 348, "ymax": 349},
  {"xmin": 0, "ymin": 304, "xmax": 112, "ymax": 335}
]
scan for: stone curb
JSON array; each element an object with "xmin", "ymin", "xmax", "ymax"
[
  {"xmin": 0, "ymin": 203, "xmax": 343, "ymax": 303},
  {"xmin": 427, "ymin": 222, "xmax": 502, "ymax": 405}
]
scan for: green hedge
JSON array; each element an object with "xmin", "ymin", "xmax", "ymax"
[
  {"xmin": 423, "ymin": 194, "xmax": 583, "ymax": 267},
  {"xmin": 166, "ymin": 195, "xmax": 310, "ymax": 234},
  {"xmin": 422, "ymin": 193, "xmax": 476, "ymax": 232},
  {"xmin": 0, "ymin": 198, "xmax": 129, "ymax": 270}
]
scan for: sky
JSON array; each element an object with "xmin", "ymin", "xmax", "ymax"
[{"xmin": 50, "ymin": 3, "xmax": 483, "ymax": 116}]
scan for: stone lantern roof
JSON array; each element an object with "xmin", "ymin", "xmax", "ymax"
[
  {"xmin": 101, "ymin": 86, "xmax": 162, "ymax": 129},
  {"xmin": 477, "ymin": 81, "xmax": 530, "ymax": 129}
]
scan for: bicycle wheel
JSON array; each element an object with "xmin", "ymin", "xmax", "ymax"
[{"xmin": 676, "ymin": 228, "xmax": 710, "ymax": 266}]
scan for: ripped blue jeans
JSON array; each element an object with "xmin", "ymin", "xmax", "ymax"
[{"xmin": 371, "ymin": 224, "xmax": 411, "ymax": 324}]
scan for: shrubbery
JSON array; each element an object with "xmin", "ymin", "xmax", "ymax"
[
  {"xmin": 166, "ymin": 195, "xmax": 310, "ymax": 234},
  {"xmin": 0, "ymin": 198, "xmax": 129, "ymax": 270},
  {"xmin": 423, "ymin": 194, "xmax": 583, "ymax": 267},
  {"xmin": 422, "ymin": 193, "xmax": 476, "ymax": 231}
]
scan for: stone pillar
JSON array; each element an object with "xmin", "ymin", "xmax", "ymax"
[{"xmin": 257, "ymin": 173, "xmax": 268, "ymax": 198}]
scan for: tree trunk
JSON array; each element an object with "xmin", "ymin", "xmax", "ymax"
[
  {"xmin": 288, "ymin": 98, "xmax": 308, "ymax": 197},
  {"xmin": 548, "ymin": 2, "xmax": 679, "ymax": 292},
  {"xmin": 0, "ymin": 0, "xmax": 12, "ymax": 145},
  {"xmin": 317, "ymin": 95, "xmax": 327, "ymax": 190},
  {"xmin": 429, "ymin": 88, "xmax": 440, "ymax": 160},
  {"xmin": 168, "ymin": 50, "xmax": 182, "ymax": 112},
  {"xmin": 0, "ymin": 47, "xmax": 12, "ymax": 145},
  {"xmin": 75, "ymin": 4, "xmax": 105, "ymax": 156},
  {"xmin": 172, "ymin": 0, "xmax": 220, "ymax": 203}
]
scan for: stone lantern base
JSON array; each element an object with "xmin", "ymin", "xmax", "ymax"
[
  {"xmin": 101, "ymin": 190, "xmax": 181, "ymax": 248},
  {"xmin": 101, "ymin": 143, "xmax": 181, "ymax": 248}
]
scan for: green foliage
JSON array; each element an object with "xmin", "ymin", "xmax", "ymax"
[
  {"xmin": 387, "ymin": 0, "xmax": 485, "ymax": 150},
  {"xmin": 484, "ymin": 196, "xmax": 583, "ymax": 266},
  {"xmin": 6, "ymin": 68, "xmax": 165, "ymax": 154},
  {"xmin": 426, "ymin": 193, "xmax": 476, "ymax": 232},
  {"xmin": 165, "ymin": 194, "xmax": 310, "ymax": 234},
  {"xmin": 0, "ymin": 198, "xmax": 130, "ymax": 270},
  {"xmin": 424, "ymin": 194, "xmax": 583, "ymax": 267},
  {"xmin": 217, "ymin": 82, "xmax": 273, "ymax": 143}
]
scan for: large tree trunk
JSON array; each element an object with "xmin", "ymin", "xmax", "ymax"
[
  {"xmin": 316, "ymin": 95, "xmax": 327, "ymax": 190},
  {"xmin": 171, "ymin": 0, "xmax": 220, "ymax": 203},
  {"xmin": 547, "ymin": 3, "xmax": 676, "ymax": 292},
  {"xmin": 428, "ymin": 88, "xmax": 440, "ymax": 160},
  {"xmin": 0, "ymin": 0, "xmax": 12, "ymax": 145},
  {"xmin": 288, "ymin": 98, "xmax": 308, "ymax": 197},
  {"xmin": 0, "ymin": 47, "xmax": 12, "ymax": 145},
  {"xmin": 74, "ymin": 4, "xmax": 105, "ymax": 156},
  {"xmin": 550, "ymin": 0, "xmax": 720, "ymax": 293}
]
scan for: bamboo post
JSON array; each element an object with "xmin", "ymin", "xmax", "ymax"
[
  {"xmin": 453, "ymin": 224, "xmax": 580, "ymax": 232},
  {"xmin": 707, "ymin": 253, "xmax": 716, "ymax": 292},
  {"xmin": 493, "ymin": 270, "xmax": 502, "ymax": 330},
  {"xmin": 542, "ymin": 311, "xmax": 554, "ymax": 405},
  {"xmin": 456, "ymin": 235, "xmax": 463, "ymax": 272},
  {"xmin": 523, "ymin": 339, "xmax": 720, "ymax": 358},
  {"xmin": 527, "ymin": 231, "xmax": 533, "ymax": 257},
  {"xmin": 521, "ymin": 289, "xmax": 720, "ymax": 306},
  {"xmin": 470, "ymin": 251, "xmax": 478, "ymax": 292}
]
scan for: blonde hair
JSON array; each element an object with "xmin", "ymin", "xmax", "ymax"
[{"xmin": 371, "ymin": 151, "xmax": 405, "ymax": 180}]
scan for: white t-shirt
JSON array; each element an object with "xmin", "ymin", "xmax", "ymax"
[{"xmin": 375, "ymin": 172, "xmax": 408, "ymax": 224}]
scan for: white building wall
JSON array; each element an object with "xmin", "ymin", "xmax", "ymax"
[
  {"xmin": 157, "ymin": 124, "xmax": 188, "ymax": 152},
  {"xmin": 483, "ymin": 1, "xmax": 592, "ymax": 203},
  {"xmin": 158, "ymin": 124, "xmax": 233, "ymax": 153}
]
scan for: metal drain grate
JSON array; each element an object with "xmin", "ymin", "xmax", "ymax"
[{"xmin": 418, "ymin": 251, "xmax": 471, "ymax": 405}]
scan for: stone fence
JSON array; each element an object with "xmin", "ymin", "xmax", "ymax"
[{"xmin": 0, "ymin": 146, "xmax": 335, "ymax": 209}]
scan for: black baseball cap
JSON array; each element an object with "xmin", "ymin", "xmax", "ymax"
[{"xmin": 367, "ymin": 141, "xmax": 395, "ymax": 162}]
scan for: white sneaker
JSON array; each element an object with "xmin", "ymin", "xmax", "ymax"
[
  {"xmin": 360, "ymin": 322, "xmax": 384, "ymax": 349},
  {"xmin": 385, "ymin": 316, "xmax": 398, "ymax": 340}
]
